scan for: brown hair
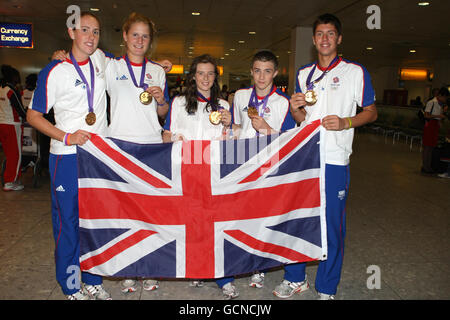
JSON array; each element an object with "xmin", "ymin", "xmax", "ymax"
[
  {"xmin": 182, "ymin": 54, "xmax": 221, "ymax": 114},
  {"xmin": 122, "ymin": 12, "xmax": 156, "ymax": 46},
  {"xmin": 72, "ymin": 12, "xmax": 101, "ymax": 30}
]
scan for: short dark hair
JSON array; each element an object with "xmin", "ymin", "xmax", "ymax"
[
  {"xmin": 1, "ymin": 64, "xmax": 21, "ymax": 85},
  {"xmin": 313, "ymin": 13, "xmax": 342, "ymax": 35},
  {"xmin": 438, "ymin": 87, "xmax": 449, "ymax": 97},
  {"xmin": 251, "ymin": 50, "xmax": 278, "ymax": 69},
  {"xmin": 25, "ymin": 73, "xmax": 37, "ymax": 89}
]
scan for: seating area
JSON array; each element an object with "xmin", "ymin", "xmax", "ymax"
[{"xmin": 364, "ymin": 104, "xmax": 448, "ymax": 151}]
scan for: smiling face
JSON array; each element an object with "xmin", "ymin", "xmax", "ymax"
[
  {"xmin": 68, "ymin": 14, "xmax": 100, "ymax": 60},
  {"xmin": 194, "ymin": 62, "xmax": 216, "ymax": 96},
  {"xmin": 312, "ymin": 23, "xmax": 342, "ymax": 59},
  {"xmin": 123, "ymin": 21, "xmax": 151, "ymax": 60}
]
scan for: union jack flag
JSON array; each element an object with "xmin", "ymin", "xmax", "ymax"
[{"xmin": 77, "ymin": 120, "xmax": 327, "ymax": 279}]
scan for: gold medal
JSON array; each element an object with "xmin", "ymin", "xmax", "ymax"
[
  {"xmin": 139, "ymin": 91, "xmax": 152, "ymax": 105},
  {"xmin": 85, "ymin": 112, "xmax": 96, "ymax": 126},
  {"xmin": 209, "ymin": 111, "xmax": 222, "ymax": 125},
  {"xmin": 305, "ymin": 90, "xmax": 317, "ymax": 105},
  {"xmin": 247, "ymin": 106, "xmax": 258, "ymax": 117}
]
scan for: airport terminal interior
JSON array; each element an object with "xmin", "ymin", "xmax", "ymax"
[
  {"xmin": 0, "ymin": 129, "xmax": 449, "ymax": 300},
  {"xmin": 0, "ymin": 0, "xmax": 449, "ymax": 300}
]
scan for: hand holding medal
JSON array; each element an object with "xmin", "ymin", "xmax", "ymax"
[
  {"xmin": 209, "ymin": 106, "xmax": 228, "ymax": 126},
  {"xmin": 304, "ymin": 90, "xmax": 318, "ymax": 105},
  {"xmin": 209, "ymin": 110, "xmax": 222, "ymax": 125},
  {"xmin": 305, "ymin": 55, "xmax": 340, "ymax": 106},
  {"xmin": 246, "ymin": 105, "xmax": 271, "ymax": 134},
  {"xmin": 139, "ymin": 91, "xmax": 152, "ymax": 105},
  {"xmin": 146, "ymin": 85, "xmax": 167, "ymax": 107},
  {"xmin": 249, "ymin": 112, "xmax": 271, "ymax": 134},
  {"xmin": 290, "ymin": 92, "xmax": 307, "ymax": 109},
  {"xmin": 247, "ymin": 106, "xmax": 258, "ymax": 117},
  {"xmin": 209, "ymin": 108, "xmax": 231, "ymax": 127},
  {"xmin": 196, "ymin": 91, "xmax": 223, "ymax": 126}
]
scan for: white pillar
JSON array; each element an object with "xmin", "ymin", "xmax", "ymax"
[{"xmin": 289, "ymin": 26, "xmax": 315, "ymax": 95}]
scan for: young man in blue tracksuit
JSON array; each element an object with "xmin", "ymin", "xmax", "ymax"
[{"xmin": 276, "ymin": 13, "xmax": 377, "ymax": 300}]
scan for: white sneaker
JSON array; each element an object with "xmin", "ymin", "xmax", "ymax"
[
  {"xmin": 437, "ymin": 172, "xmax": 450, "ymax": 179},
  {"xmin": 249, "ymin": 272, "xmax": 265, "ymax": 288},
  {"xmin": 66, "ymin": 288, "xmax": 90, "ymax": 300},
  {"xmin": 273, "ymin": 278, "xmax": 309, "ymax": 298},
  {"xmin": 84, "ymin": 284, "xmax": 112, "ymax": 300},
  {"xmin": 222, "ymin": 282, "xmax": 239, "ymax": 300},
  {"xmin": 121, "ymin": 279, "xmax": 138, "ymax": 293},
  {"xmin": 3, "ymin": 181, "xmax": 24, "ymax": 191},
  {"xmin": 318, "ymin": 292, "xmax": 336, "ymax": 300},
  {"xmin": 190, "ymin": 280, "xmax": 205, "ymax": 287},
  {"xmin": 143, "ymin": 279, "xmax": 159, "ymax": 291}
]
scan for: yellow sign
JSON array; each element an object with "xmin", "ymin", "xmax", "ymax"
[
  {"xmin": 168, "ymin": 65, "xmax": 184, "ymax": 74},
  {"xmin": 400, "ymin": 69, "xmax": 428, "ymax": 81}
]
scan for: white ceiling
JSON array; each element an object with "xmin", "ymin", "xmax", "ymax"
[{"xmin": 1, "ymin": 0, "xmax": 450, "ymax": 80}]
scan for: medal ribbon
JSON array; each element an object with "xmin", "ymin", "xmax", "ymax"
[
  {"xmin": 197, "ymin": 91, "xmax": 222, "ymax": 111},
  {"xmin": 248, "ymin": 85, "xmax": 275, "ymax": 117},
  {"xmin": 125, "ymin": 55, "xmax": 148, "ymax": 91},
  {"xmin": 70, "ymin": 51, "xmax": 95, "ymax": 113},
  {"xmin": 306, "ymin": 55, "xmax": 340, "ymax": 91}
]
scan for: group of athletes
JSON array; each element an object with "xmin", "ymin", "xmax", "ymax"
[{"xmin": 24, "ymin": 11, "xmax": 377, "ymax": 300}]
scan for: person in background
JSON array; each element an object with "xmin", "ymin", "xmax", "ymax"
[
  {"xmin": 21, "ymin": 74, "xmax": 37, "ymax": 109},
  {"xmin": 437, "ymin": 127, "xmax": 450, "ymax": 179},
  {"xmin": 227, "ymin": 89, "xmax": 236, "ymax": 107},
  {"xmin": 411, "ymin": 96, "xmax": 423, "ymax": 107},
  {"xmin": 0, "ymin": 64, "xmax": 27, "ymax": 191},
  {"xmin": 439, "ymin": 100, "xmax": 450, "ymax": 178},
  {"xmin": 421, "ymin": 87, "xmax": 449, "ymax": 174},
  {"xmin": 20, "ymin": 73, "xmax": 39, "ymax": 171},
  {"xmin": 220, "ymin": 84, "xmax": 229, "ymax": 101},
  {"xmin": 427, "ymin": 88, "xmax": 439, "ymax": 103}
]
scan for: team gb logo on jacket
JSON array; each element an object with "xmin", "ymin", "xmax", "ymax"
[{"xmin": 331, "ymin": 77, "xmax": 340, "ymax": 90}]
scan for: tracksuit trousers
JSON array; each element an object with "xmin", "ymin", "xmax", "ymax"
[
  {"xmin": 49, "ymin": 153, "xmax": 102, "ymax": 295},
  {"xmin": 284, "ymin": 164, "xmax": 349, "ymax": 295}
]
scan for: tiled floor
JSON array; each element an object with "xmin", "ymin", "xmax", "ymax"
[{"xmin": 0, "ymin": 131, "xmax": 449, "ymax": 300}]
